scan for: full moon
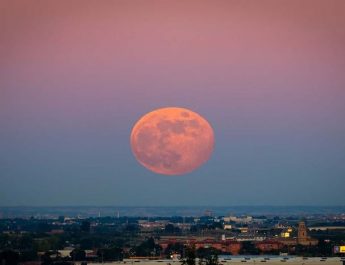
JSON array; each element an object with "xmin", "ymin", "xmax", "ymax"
[{"xmin": 130, "ymin": 107, "xmax": 214, "ymax": 175}]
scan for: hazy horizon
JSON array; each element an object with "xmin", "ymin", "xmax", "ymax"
[
  {"xmin": 2, "ymin": 205, "xmax": 344, "ymax": 209},
  {"xmin": 2, "ymin": 205, "xmax": 345, "ymax": 218}
]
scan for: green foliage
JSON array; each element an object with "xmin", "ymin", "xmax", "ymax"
[
  {"xmin": 70, "ymin": 248, "xmax": 86, "ymax": 261},
  {"xmin": 293, "ymin": 241, "xmax": 333, "ymax": 257},
  {"xmin": 164, "ymin": 224, "xmax": 181, "ymax": 234},
  {"xmin": 0, "ymin": 250, "xmax": 20, "ymax": 265},
  {"xmin": 19, "ymin": 250, "xmax": 38, "ymax": 262},
  {"xmin": 197, "ymin": 247, "xmax": 220, "ymax": 265},
  {"xmin": 164, "ymin": 242, "xmax": 184, "ymax": 256},
  {"xmin": 239, "ymin": 241, "xmax": 259, "ymax": 255},
  {"xmin": 35, "ymin": 235, "xmax": 64, "ymax": 252},
  {"xmin": 196, "ymin": 247, "xmax": 220, "ymax": 259},
  {"xmin": 41, "ymin": 251, "xmax": 60, "ymax": 265},
  {"xmin": 133, "ymin": 237, "xmax": 162, "ymax": 257},
  {"xmin": 0, "ymin": 234, "xmax": 10, "ymax": 249},
  {"xmin": 181, "ymin": 246, "xmax": 196, "ymax": 265},
  {"xmin": 0, "ymin": 234, "xmax": 35, "ymax": 250},
  {"xmin": 80, "ymin": 221, "xmax": 91, "ymax": 233},
  {"xmin": 97, "ymin": 247, "xmax": 123, "ymax": 261},
  {"xmin": 125, "ymin": 223, "xmax": 139, "ymax": 232}
]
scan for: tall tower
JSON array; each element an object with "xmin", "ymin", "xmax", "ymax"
[{"xmin": 297, "ymin": 221, "xmax": 308, "ymax": 244}]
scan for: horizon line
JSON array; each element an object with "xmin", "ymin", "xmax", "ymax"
[{"xmin": 1, "ymin": 205, "xmax": 345, "ymax": 208}]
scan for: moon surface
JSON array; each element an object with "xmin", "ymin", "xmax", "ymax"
[{"xmin": 130, "ymin": 107, "xmax": 214, "ymax": 175}]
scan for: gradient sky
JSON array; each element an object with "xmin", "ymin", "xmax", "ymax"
[{"xmin": 1, "ymin": 0, "xmax": 345, "ymax": 206}]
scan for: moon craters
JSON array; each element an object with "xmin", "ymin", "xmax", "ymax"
[{"xmin": 130, "ymin": 107, "xmax": 214, "ymax": 175}]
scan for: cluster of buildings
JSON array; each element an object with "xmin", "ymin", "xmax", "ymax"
[
  {"xmin": 157, "ymin": 221, "xmax": 318, "ymax": 255},
  {"xmin": 277, "ymin": 221, "xmax": 318, "ymax": 246},
  {"xmin": 3, "ymin": 210, "xmax": 340, "ymax": 262}
]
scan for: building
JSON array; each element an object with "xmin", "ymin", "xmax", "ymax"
[
  {"xmin": 255, "ymin": 240, "xmax": 284, "ymax": 252},
  {"xmin": 277, "ymin": 221, "xmax": 318, "ymax": 246},
  {"xmin": 297, "ymin": 221, "xmax": 318, "ymax": 246},
  {"xmin": 223, "ymin": 216, "xmax": 253, "ymax": 224},
  {"xmin": 158, "ymin": 237, "xmax": 242, "ymax": 255},
  {"xmin": 138, "ymin": 220, "xmax": 168, "ymax": 231},
  {"xmin": 223, "ymin": 224, "xmax": 232, "ymax": 230},
  {"xmin": 194, "ymin": 239, "xmax": 242, "ymax": 255}
]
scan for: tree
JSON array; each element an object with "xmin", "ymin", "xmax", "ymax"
[
  {"xmin": 41, "ymin": 251, "xmax": 61, "ymax": 265},
  {"xmin": 0, "ymin": 250, "xmax": 20, "ymax": 265},
  {"xmin": 239, "ymin": 241, "xmax": 259, "ymax": 255},
  {"xmin": 164, "ymin": 242, "xmax": 184, "ymax": 257},
  {"xmin": 165, "ymin": 224, "xmax": 181, "ymax": 234},
  {"xmin": 40, "ymin": 252, "xmax": 53, "ymax": 265},
  {"xmin": 190, "ymin": 226, "xmax": 199, "ymax": 233},
  {"xmin": 181, "ymin": 246, "xmax": 196, "ymax": 265},
  {"xmin": 205, "ymin": 253, "xmax": 219, "ymax": 265},
  {"xmin": 19, "ymin": 250, "xmax": 38, "ymax": 262},
  {"xmin": 81, "ymin": 221, "xmax": 91, "ymax": 233},
  {"xmin": 97, "ymin": 247, "xmax": 123, "ymax": 261},
  {"xmin": 133, "ymin": 237, "xmax": 161, "ymax": 257},
  {"xmin": 70, "ymin": 249, "xmax": 86, "ymax": 261},
  {"xmin": 125, "ymin": 223, "xmax": 139, "ymax": 232},
  {"xmin": 0, "ymin": 234, "xmax": 10, "ymax": 249},
  {"xmin": 197, "ymin": 248, "xmax": 220, "ymax": 265}
]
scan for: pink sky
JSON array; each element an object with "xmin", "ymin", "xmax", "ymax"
[{"xmin": 1, "ymin": 0, "xmax": 345, "ymax": 206}]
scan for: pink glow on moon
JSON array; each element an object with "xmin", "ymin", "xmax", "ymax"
[{"xmin": 130, "ymin": 107, "xmax": 215, "ymax": 175}]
